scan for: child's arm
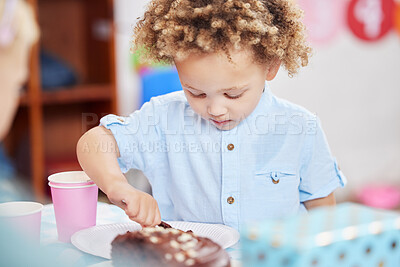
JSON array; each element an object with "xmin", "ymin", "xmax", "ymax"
[
  {"xmin": 303, "ymin": 192, "xmax": 336, "ymax": 210},
  {"xmin": 77, "ymin": 126, "xmax": 161, "ymax": 227}
]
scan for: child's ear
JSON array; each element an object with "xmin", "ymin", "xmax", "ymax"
[{"xmin": 265, "ymin": 59, "xmax": 281, "ymax": 81}]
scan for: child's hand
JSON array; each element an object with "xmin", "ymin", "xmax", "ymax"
[{"xmin": 106, "ymin": 181, "xmax": 161, "ymax": 227}]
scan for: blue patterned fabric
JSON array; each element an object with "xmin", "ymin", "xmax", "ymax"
[{"xmin": 241, "ymin": 203, "xmax": 400, "ymax": 267}]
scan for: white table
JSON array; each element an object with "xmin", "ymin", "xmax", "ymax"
[{"xmin": 40, "ymin": 202, "xmax": 241, "ymax": 266}]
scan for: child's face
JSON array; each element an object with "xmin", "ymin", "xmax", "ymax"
[{"xmin": 175, "ymin": 48, "xmax": 280, "ymax": 130}]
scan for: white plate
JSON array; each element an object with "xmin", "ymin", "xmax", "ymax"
[
  {"xmin": 89, "ymin": 260, "xmax": 112, "ymax": 267},
  {"xmin": 72, "ymin": 221, "xmax": 240, "ymax": 260}
]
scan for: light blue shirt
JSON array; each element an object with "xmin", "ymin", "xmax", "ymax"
[{"xmin": 100, "ymin": 83, "xmax": 346, "ymax": 231}]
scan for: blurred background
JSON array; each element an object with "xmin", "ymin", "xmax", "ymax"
[{"xmin": 1, "ymin": 0, "xmax": 400, "ymax": 210}]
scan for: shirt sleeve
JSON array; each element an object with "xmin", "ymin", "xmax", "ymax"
[
  {"xmin": 299, "ymin": 117, "xmax": 347, "ymax": 202},
  {"xmin": 99, "ymin": 99, "xmax": 163, "ymax": 174}
]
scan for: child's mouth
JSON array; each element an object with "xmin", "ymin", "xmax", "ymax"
[{"xmin": 210, "ymin": 119, "xmax": 231, "ymax": 127}]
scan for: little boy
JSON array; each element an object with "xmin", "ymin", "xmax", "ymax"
[{"xmin": 77, "ymin": 0, "xmax": 346, "ymax": 230}]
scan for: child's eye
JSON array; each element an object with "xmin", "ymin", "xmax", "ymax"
[
  {"xmin": 224, "ymin": 93, "xmax": 243, "ymax": 99},
  {"xmin": 189, "ymin": 91, "xmax": 206, "ymax": 98}
]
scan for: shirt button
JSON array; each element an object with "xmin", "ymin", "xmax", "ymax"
[
  {"xmin": 227, "ymin": 144, "xmax": 234, "ymax": 151},
  {"xmin": 227, "ymin": 196, "xmax": 235, "ymax": 204},
  {"xmin": 272, "ymin": 179, "xmax": 280, "ymax": 184}
]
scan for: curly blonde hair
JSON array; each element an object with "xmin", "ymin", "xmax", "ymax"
[{"xmin": 133, "ymin": 0, "xmax": 311, "ymax": 76}]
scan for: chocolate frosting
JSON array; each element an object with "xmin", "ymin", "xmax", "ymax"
[{"xmin": 111, "ymin": 224, "xmax": 230, "ymax": 267}]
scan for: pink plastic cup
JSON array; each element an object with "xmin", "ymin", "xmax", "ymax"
[
  {"xmin": 0, "ymin": 201, "xmax": 43, "ymax": 244},
  {"xmin": 48, "ymin": 171, "xmax": 94, "ymax": 187},
  {"xmin": 48, "ymin": 171, "xmax": 98, "ymax": 242}
]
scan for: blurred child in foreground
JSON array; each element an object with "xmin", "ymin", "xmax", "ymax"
[
  {"xmin": 0, "ymin": 0, "xmax": 38, "ymax": 200},
  {"xmin": 0, "ymin": 1, "xmax": 65, "ymax": 266}
]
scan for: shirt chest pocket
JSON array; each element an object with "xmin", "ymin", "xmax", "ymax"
[{"xmin": 253, "ymin": 168, "xmax": 300, "ymax": 201}]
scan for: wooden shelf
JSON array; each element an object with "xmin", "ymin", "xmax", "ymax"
[
  {"xmin": 46, "ymin": 158, "xmax": 82, "ymax": 176},
  {"xmin": 19, "ymin": 84, "xmax": 113, "ymax": 106}
]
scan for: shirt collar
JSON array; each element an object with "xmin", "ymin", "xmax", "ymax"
[{"xmin": 240, "ymin": 81, "xmax": 272, "ymax": 125}]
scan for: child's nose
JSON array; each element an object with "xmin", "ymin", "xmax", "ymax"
[{"xmin": 207, "ymin": 102, "xmax": 228, "ymax": 117}]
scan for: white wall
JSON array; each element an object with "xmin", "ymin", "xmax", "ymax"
[
  {"xmin": 114, "ymin": 1, "xmax": 400, "ymax": 200},
  {"xmin": 271, "ymin": 31, "xmax": 400, "ymax": 200},
  {"xmin": 114, "ymin": 0, "xmax": 149, "ymax": 115}
]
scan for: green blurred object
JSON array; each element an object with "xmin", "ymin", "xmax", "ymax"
[{"xmin": 131, "ymin": 46, "xmax": 171, "ymax": 74}]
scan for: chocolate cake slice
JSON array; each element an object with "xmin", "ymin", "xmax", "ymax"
[{"xmin": 111, "ymin": 223, "xmax": 231, "ymax": 267}]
